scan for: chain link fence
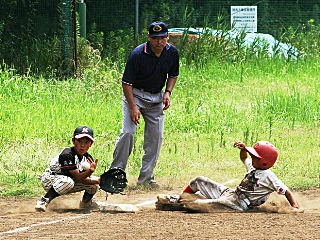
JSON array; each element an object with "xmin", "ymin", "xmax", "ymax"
[{"xmin": 0, "ymin": 0, "xmax": 319, "ymax": 75}]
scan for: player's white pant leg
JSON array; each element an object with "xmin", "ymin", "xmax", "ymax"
[
  {"xmin": 52, "ymin": 175, "xmax": 75, "ymax": 195},
  {"xmin": 41, "ymin": 168, "xmax": 55, "ymax": 192},
  {"xmin": 41, "ymin": 170, "xmax": 74, "ymax": 195},
  {"xmin": 110, "ymin": 94, "xmax": 137, "ymax": 170},
  {"xmin": 41, "ymin": 169, "xmax": 98, "ymax": 195},
  {"xmin": 194, "ymin": 192, "xmax": 246, "ymax": 211},
  {"xmin": 68, "ymin": 182, "xmax": 99, "ymax": 194},
  {"xmin": 190, "ymin": 176, "xmax": 249, "ymax": 211},
  {"xmin": 189, "ymin": 176, "xmax": 230, "ymax": 199}
]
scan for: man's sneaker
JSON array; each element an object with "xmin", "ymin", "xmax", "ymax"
[
  {"xmin": 79, "ymin": 199, "xmax": 99, "ymax": 210},
  {"xmin": 155, "ymin": 194, "xmax": 185, "ymax": 211},
  {"xmin": 35, "ymin": 196, "xmax": 50, "ymax": 212},
  {"xmin": 136, "ymin": 180, "xmax": 160, "ymax": 189},
  {"xmin": 149, "ymin": 180, "xmax": 160, "ymax": 189}
]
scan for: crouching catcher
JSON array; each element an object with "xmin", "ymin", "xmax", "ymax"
[{"xmin": 35, "ymin": 126, "xmax": 100, "ymax": 212}]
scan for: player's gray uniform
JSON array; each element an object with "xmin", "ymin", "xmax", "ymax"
[
  {"xmin": 40, "ymin": 147, "xmax": 99, "ymax": 195},
  {"xmin": 110, "ymin": 88, "xmax": 164, "ymax": 184},
  {"xmin": 189, "ymin": 158, "xmax": 289, "ymax": 211}
]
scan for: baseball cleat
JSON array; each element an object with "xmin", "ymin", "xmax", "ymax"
[
  {"xmin": 79, "ymin": 199, "xmax": 99, "ymax": 210},
  {"xmin": 35, "ymin": 196, "xmax": 50, "ymax": 212}
]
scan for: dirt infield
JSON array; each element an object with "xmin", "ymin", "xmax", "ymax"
[{"xmin": 1, "ymin": 188, "xmax": 320, "ymax": 239}]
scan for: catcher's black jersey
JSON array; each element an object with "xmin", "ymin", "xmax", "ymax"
[{"xmin": 59, "ymin": 147, "xmax": 93, "ymax": 177}]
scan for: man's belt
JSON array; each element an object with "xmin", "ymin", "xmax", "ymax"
[{"xmin": 133, "ymin": 86, "xmax": 161, "ymax": 94}]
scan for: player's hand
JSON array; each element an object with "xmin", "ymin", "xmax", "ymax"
[
  {"xmin": 88, "ymin": 157, "xmax": 98, "ymax": 172},
  {"xmin": 293, "ymin": 207, "xmax": 304, "ymax": 213},
  {"xmin": 90, "ymin": 175, "xmax": 101, "ymax": 184},
  {"xmin": 234, "ymin": 141, "xmax": 248, "ymax": 162},
  {"xmin": 233, "ymin": 141, "xmax": 245, "ymax": 149}
]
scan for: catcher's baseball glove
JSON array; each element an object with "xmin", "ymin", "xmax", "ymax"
[{"xmin": 99, "ymin": 168, "xmax": 128, "ymax": 194}]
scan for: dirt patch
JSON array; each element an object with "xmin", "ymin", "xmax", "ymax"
[{"xmin": 1, "ymin": 188, "xmax": 320, "ymax": 239}]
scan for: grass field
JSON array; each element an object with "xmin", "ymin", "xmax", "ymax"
[{"xmin": 1, "ymin": 43, "xmax": 320, "ymax": 198}]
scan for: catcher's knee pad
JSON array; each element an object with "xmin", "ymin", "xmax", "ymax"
[{"xmin": 52, "ymin": 175, "xmax": 75, "ymax": 195}]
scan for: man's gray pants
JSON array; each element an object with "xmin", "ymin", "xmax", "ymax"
[{"xmin": 110, "ymin": 88, "xmax": 164, "ymax": 184}]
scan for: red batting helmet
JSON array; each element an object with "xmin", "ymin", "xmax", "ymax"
[{"xmin": 245, "ymin": 141, "xmax": 278, "ymax": 170}]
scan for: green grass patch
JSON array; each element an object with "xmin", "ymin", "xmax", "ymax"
[{"xmin": 1, "ymin": 44, "xmax": 320, "ymax": 198}]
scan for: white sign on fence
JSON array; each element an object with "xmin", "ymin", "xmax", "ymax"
[{"xmin": 231, "ymin": 6, "xmax": 257, "ymax": 32}]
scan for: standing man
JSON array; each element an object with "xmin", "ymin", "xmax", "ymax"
[{"xmin": 109, "ymin": 21, "xmax": 179, "ymax": 188}]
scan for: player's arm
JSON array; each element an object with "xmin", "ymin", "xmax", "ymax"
[
  {"xmin": 122, "ymin": 83, "xmax": 140, "ymax": 125},
  {"xmin": 81, "ymin": 175, "xmax": 100, "ymax": 185},
  {"xmin": 69, "ymin": 158, "xmax": 99, "ymax": 183},
  {"xmin": 234, "ymin": 141, "xmax": 248, "ymax": 163},
  {"xmin": 285, "ymin": 189, "xmax": 299, "ymax": 208}
]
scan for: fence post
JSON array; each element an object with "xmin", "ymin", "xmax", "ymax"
[
  {"xmin": 135, "ymin": 0, "xmax": 139, "ymax": 40},
  {"xmin": 77, "ymin": 0, "xmax": 86, "ymax": 38},
  {"xmin": 61, "ymin": 0, "xmax": 75, "ymax": 76}
]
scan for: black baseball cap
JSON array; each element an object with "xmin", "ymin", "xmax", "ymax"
[
  {"xmin": 73, "ymin": 126, "xmax": 95, "ymax": 142},
  {"xmin": 148, "ymin": 21, "xmax": 168, "ymax": 37}
]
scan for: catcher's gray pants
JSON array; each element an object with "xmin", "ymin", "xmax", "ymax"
[
  {"xmin": 189, "ymin": 176, "xmax": 250, "ymax": 211},
  {"xmin": 110, "ymin": 88, "xmax": 164, "ymax": 184},
  {"xmin": 41, "ymin": 168, "xmax": 99, "ymax": 195}
]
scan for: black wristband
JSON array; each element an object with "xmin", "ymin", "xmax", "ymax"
[{"xmin": 165, "ymin": 89, "xmax": 172, "ymax": 95}]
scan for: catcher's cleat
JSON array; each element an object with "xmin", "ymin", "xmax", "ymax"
[
  {"xmin": 155, "ymin": 194, "xmax": 186, "ymax": 211},
  {"xmin": 35, "ymin": 196, "xmax": 50, "ymax": 212},
  {"xmin": 79, "ymin": 199, "xmax": 99, "ymax": 210}
]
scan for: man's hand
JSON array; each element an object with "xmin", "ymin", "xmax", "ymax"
[
  {"xmin": 122, "ymin": 83, "xmax": 140, "ymax": 125},
  {"xmin": 163, "ymin": 93, "xmax": 171, "ymax": 110},
  {"xmin": 130, "ymin": 106, "xmax": 141, "ymax": 125}
]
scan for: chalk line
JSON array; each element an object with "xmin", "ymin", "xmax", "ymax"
[
  {"xmin": 0, "ymin": 197, "xmax": 158, "ymax": 235},
  {"xmin": 0, "ymin": 214, "xmax": 90, "ymax": 236},
  {"xmin": 135, "ymin": 199, "xmax": 157, "ymax": 207}
]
